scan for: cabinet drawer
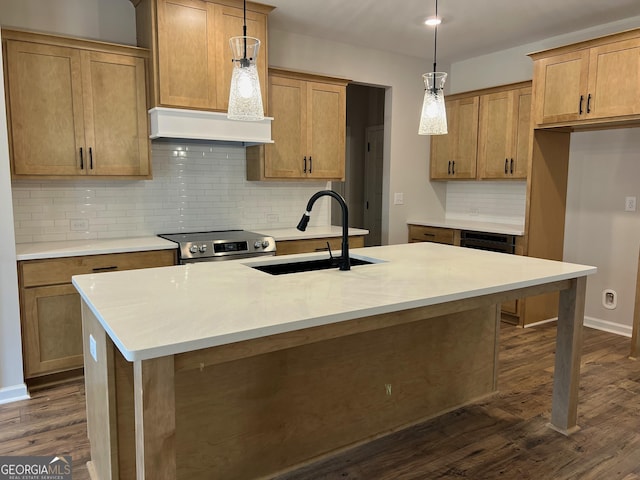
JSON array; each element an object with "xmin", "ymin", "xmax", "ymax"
[
  {"xmin": 276, "ymin": 236, "xmax": 365, "ymax": 256},
  {"xmin": 408, "ymin": 225, "xmax": 456, "ymax": 245},
  {"xmin": 20, "ymin": 249, "xmax": 176, "ymax": 288}
]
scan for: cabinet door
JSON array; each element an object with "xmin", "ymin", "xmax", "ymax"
[
  {"xmin": 307, "ymin": 81, "xmax": 346, "ymax": 179},
  {"xmin": 21, "ymin": 284, "xmax": 83, "ymax": 378},
  {"xmin": 214, "ymin": 4, "xmax": 268, "ymax": 112},
  {"xmin": 81, "ymin": 51, "xmax": 150, "ymax": 176},
  {"xmin": 429, "ymin": 100, "xmax": 454, "ymax": 180},
  {"xmin": 450, "ymin": 97, "xmax": 478, "ymax": 179},
  {"xmin": 478, "ymin": 88, "xmax": 530, "ymax": 179},
  {"xmin": 477, "ymin": 90, "xmax": 516, "ymax": 179},
  {"xmin": 512, "ymin": 88, "xmax": 532, "ymax": 178},
  {"xmin": 5, "ymin": 41, "xmax": 85, "ymax": 176},
  {"xmin": 587, "ymin": 38, "xmax": 640, "ymax": 119},
  {"xmin": 532, "ymin": 50, "xmax": 589, "ymax": 125},
  {"xmin": 156, "ymin": 0, "xmax": 217, "ymax": 109},
  {"xmin": 264, "ymin": 75, "xmax": 306, "ymax": 178}
]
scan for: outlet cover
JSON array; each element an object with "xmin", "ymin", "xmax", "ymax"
[
  {"xmin": 625, "ymin": 196, "xmax": 637, "ymax": 212},
  {"xmin": 394, "ymin": 193, "xmax": 404, "ymax": 205},
  {"xmin": 70, "ymin": 219, "xmax": 89, "ymax": 231}
]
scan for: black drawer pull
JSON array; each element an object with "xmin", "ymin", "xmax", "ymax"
[
  {"xmin": 447, "ymin": 161, "xmax": 451, "ymax": 175},
  {"xmin": 92, "ymin": 266, "xmax": 118, "ymax": 272},
  {"xmin": 303, "ymin": 156, "xmax": 307, "ymax": 173},
  {"xmin": 309, "ymin": 156, "xmax": 312, "ymax": 173},
  {"xmin": 89, "ymin": 147, "xmax": 93, "ymax": 169},
  {"xmin": 504, "ymin": 158, "xmax": 508, "ymax": 174},
  {"xmin": 579, "ymin": 95, "xmax": 584, "ymax": 115},
  {"xmin": 451, "ymin": 161, "xmax": 455, "ymax": 175},
  {"xmin": 586, "ymin": 93, "xmax": 592, "ymax": 113},
  {"xmin": 510, "ymin": 158, "xmax": 514, "ymax": 174},
  {"xmin": 80, "ymin": 147, "xmax": 84, "ymax": 170}
]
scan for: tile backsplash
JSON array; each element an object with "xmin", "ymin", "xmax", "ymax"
[
  {"xmin": 11, "ymin": 141, "xmax": 330, "ymax": 243},
  {"xmin": 445, "ymin": 181, "xmax": 526, "ymax": 225}
]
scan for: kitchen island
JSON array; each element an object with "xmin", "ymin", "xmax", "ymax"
[{"xmin": 72, "ymin": 242, "xmax": 595, "ymax": 479}]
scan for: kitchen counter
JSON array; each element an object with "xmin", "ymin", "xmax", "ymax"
[
  {"xmin": 408, "ymin": 219, "xmax": 525, "ymax": 236},
  {"xmin": 73, "ymin": 243, "xmax": 591, "ymax": 361},
  {"xmin": 15, "ymin": 236, "xmax": 177, "ymax": 261},
  {"xmin": 74, "ymin": 243, "xmax": 594, "ymax": 479},
  {"xmin": 256, "ymin": 226, "xmax": 369, "ymax": 241}
]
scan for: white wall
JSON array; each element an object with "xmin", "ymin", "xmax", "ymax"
[
  {"xmin": 449, "ymin": 15, "xmax": 640, "ymax": 334},
  {"xmin": 268, "ymin": 30, "xmax": 447, "ymax": 245},
  {"xmin": 564, "ymin": 129, "xmax": 640, "ymax": 334}
]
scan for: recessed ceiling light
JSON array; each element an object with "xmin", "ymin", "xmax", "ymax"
[{"xmin": 425, "ymin": 16, "xmax": 441, "ymax": 26}]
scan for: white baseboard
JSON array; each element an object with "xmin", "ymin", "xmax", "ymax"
[
  {"xmin": 0, "ymin": 383, "xmax": 29, "ymax": 405},
  {"xmin": 583, "ymin": 316, "xmax": 632, "ymax": 337},
  {"xmin": 523, "ymin": 315, "xmax": 632, "ymax": 338}
]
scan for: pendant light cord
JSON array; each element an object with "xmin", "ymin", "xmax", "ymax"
[
  {"xmin": 243, "ymin": 0, "xmax": 248, "ymax": 60},
  {"xmin": 432, "ymin": 0, "xmax": 438, "ymax": 93}
]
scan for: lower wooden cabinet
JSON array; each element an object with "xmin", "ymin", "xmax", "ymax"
[
  {"xmin": 18, "ymin": 249, "xmax": 176, "ymax": 379},
  {"xmin": 276, "ymin": 235, "xmax": 365, "ymax": 256},
  {"xmin": 408, "ymin": 225, "xmax": 458, "ymax": 245}
]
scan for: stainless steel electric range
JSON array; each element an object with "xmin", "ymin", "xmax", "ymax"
[{"xmin": 158, "ymin": 230, "xmax": 276, "ymax": 264}]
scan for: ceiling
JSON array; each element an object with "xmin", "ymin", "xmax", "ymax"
[{"xmin": 265, "ymin": 0, "xmax": 640, "ymax": 64}]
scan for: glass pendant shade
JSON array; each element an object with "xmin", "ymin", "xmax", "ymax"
[
  {"xmin": 418, "ymin": 72, "xmax": 448, "ymax": 135},
  {"xmin": 227, "ymin": 36, "xmax": 264, "ymax": 121}
]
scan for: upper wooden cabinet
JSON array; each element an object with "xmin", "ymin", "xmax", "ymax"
[
  {"xmin": 131, "ymin": 0, "xmax": 272, "ymax": 112},
  {"xmin": 2, "ymin": 29, "xmax": 151, "ymax": 179},
  {"xmin": 246, "ymin": 68, "xmax": 349, "ymax": 181},
  {"xmin": 530, "ymin": 29, "xmax": 640, "ymax": 128},
  {"xmin": 477, "ymin": 87, "xmax": 531, "ymax": 179},
  {"xmin": 430, "ymin": 96, "xmax": 479, "ymax": 180},
  {"xmin": 431, "ymin": 81, "xmax": 531, "ymax": 181}
]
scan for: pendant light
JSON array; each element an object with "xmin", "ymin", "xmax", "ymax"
[
  {"xmin": 418, "ymin": 0, "xmax": 448, "ymax": 135},
  {"xmin": 227, "ymin": 0, "xmax": 264, "ymax": 121}
]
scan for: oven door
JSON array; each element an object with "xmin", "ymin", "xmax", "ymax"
[{"xmin": 459, "ymin": 231, "xmax": 515, "ymax": 254}]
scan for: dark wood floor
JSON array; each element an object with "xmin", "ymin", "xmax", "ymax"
[{"xmin": 1, "ymin": 322, "xmax": 638, "ymax": 479}]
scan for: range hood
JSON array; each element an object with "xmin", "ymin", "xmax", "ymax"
[{"xmin": 148, "ymin": 107, "xmax": 273, "ymax": 145}]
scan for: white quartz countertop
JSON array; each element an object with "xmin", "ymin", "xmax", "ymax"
[
  {"xmin": 15, "ymin": 228, "xmax": 368, "ymax": 261},
  {"xmin": 408, "ymin": 219, "xmax": 525, "ymax": 236},
  {"xmin": 72, "ymin": 243, "xmax": 595, "ymax": 362},
  {"xmin": 256, "ymin": 226, "xmax": 369, "ymax": 241},
  {"xmin": 16, "ymin": 236, "xmax": 178, "ymax": 261}
]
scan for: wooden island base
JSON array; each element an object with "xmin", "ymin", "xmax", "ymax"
[
  {"xmin": 82, "ymin": 271, "xmax": 586, "ymax": 480},
  {"xmin": 83, "ymin": 303, "xmax": 501, "ymax": 480}
]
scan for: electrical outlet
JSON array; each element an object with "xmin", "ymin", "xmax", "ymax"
[
  {"xmin": 266, "ymin": 214, "xmax": 279, "ymax": 223},
  {"xmin": 625, "ymin": 196, "xmax": 637, "ymax": 212},
  {"xmin": 70, "ymin": 219, "xmax": 89, "ymax": 231},
  {"xmin": 394, "ymin": 193, "xmax": 404, "ymax": 205}
]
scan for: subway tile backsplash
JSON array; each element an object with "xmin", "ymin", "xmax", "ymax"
[
  {"xmin": 11, "ymin": 141, "xmax": 330, "ymax": 243},
  {"xmin": 445, "ymin": 181, "xmax": 526, "ymax": 225}
]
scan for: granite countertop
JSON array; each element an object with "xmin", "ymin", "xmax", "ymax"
[
  {"xmin": 408, "ymin": 219, "xmax": 525, "ymax": 236},
  {"xmin": 72, "ymin": 242, "xmax": 595, "ymax": 362}
]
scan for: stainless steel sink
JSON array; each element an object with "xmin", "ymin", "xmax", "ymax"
[{"xmin": 251, "ymin": 256, "xmax": 377, "ymax": 275}]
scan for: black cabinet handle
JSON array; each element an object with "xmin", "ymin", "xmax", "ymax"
[
  {"xmin": 579, "ymin": 95, "xmax": 584, "ymax": 115},
  {"xmin": 303, "ymin": 156, "xmax": 307, "ymax": 173},
  {"xmin": 89, "ymin": 147, "xmax": 93, "ymax": 169},
  {"xmin": 80, "ymin": 147, "xmax": 84, "ymax": 170},
  {"xmin": 586, "ymin": 93, "xmax": 592, "ymax": 113},
  {"xmin": 504, "ymin": 158, "xmax": 508, "ymax": 174},
  {"xmin": 309, "ymin": 156, "xmax": 312, "ymax": 174},
  {"xmin": 452, "ymin": 161, "xmax": 455, "ymax": 175},
  {"xmin": 510, "ymin": 158, "xmax": 514, "ymax": 174},
  {"xmin": 92, "ymin": 266, "xmax": 118, "ymax": 272},
  {"xmin": 448, "ymin": 161, "xmax": 451, "ymax": 175}
]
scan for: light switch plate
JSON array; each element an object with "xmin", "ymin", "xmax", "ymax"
[{"xmin": 394, "ymin": 193, "xmax": 404, "ymax": 205}]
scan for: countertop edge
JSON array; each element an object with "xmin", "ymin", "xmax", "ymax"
[{"xmin": 408, "ymin": 220, "xmax": 525, "ymax": 236}]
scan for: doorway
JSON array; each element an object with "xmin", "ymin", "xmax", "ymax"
[{"xmin": 332, "ymin": 83, "xmax": 385, "ymax": 246}]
